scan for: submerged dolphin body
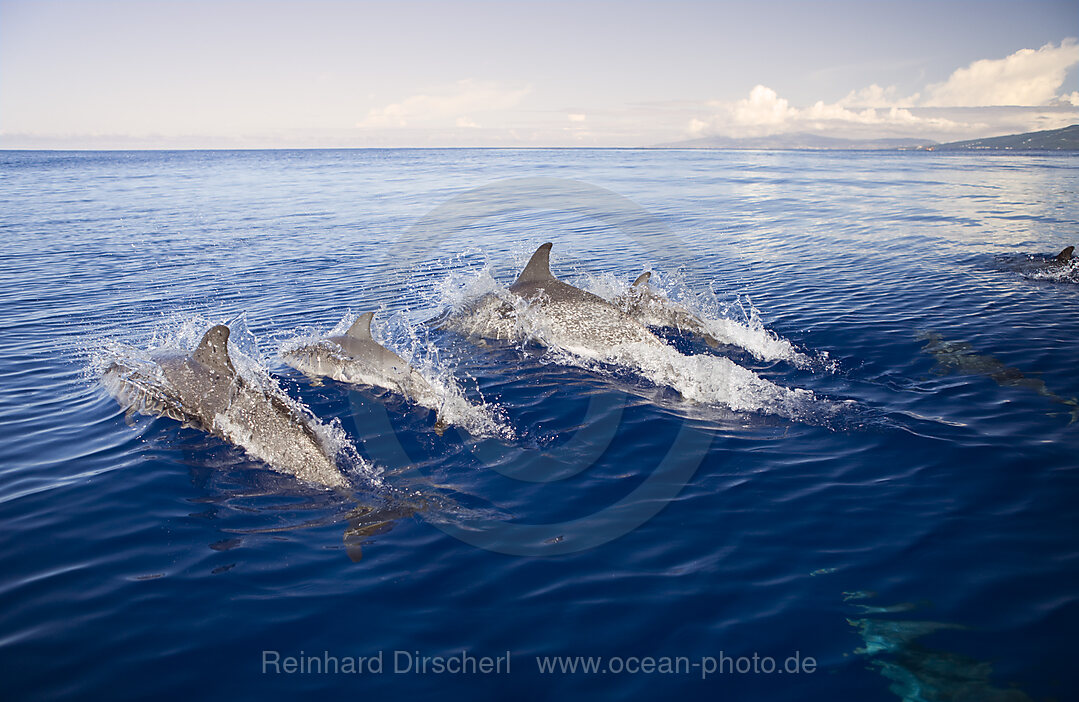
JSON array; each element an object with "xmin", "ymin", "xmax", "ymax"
[
  {"xmin": 847, "ymin": 594, "xmax": 1033, "ymax": 702},
  {"xmin": 919, "ymin": 332, "xmax": 1079, "ymax": 423},
  {"xmin": 282, "ymin": 312, "xmax": 446, "ymax": 426},
  {"xmin": 104, "ymin": 325, "xmax": 349, "ymax": 488},
  {"xmin": 615, "ymin": 271, "xmax": 723, "ymax": 349},
  {"xmin": 442, "ymin": 242, "xmax": 664, "ymax": 353}
]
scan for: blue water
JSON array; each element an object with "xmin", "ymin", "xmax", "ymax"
[{"xmin": 2, "ymin": 149, "xmax": 1077, "ymax": 701}]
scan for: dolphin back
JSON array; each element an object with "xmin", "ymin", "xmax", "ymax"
[
  {"xmin": 193, "ymin": 325, "xmax": 235, "ymax": 375},
  {"xmin": 1056, "ymin": 246, "xmax": 1074, "ymax": 263},
  {"xmin": 156, "ymin": 325, "xmax": 239, "ymax": 422},
  {"xmin": 346, "ymin": 312, "xmax": 376, "ymax": 340},
  {"xmin": 513, "ymin": 242, "xmax": 555, "ymax": 288}
]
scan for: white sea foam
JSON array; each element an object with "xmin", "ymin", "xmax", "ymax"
[
  {"xmin": 556, "ymin": 340, "xmax": 819, "ymax": 418},
  {"xmin": 1022, "ymin": 256, "xmax": 1078, "ymax": 284},
  {"xmin": 582, "ymin": 270, "xmax": 829, "ymax": 370}
]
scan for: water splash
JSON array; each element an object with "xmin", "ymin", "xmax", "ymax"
[
  {"xmin": 583, "ymin": 269, "xmax": 830, "ymax": 370},
  {"xmin": 1023, "ymin": 255, "xmax": 1078, "ymax": 283},
  {"xmin": 993, "ymin": 250, "xmax": 1079, "ymax": 284}
]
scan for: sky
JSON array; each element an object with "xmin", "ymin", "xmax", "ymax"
[{"xmin": 1, "ymin": 0, "xmax": 1077, "ymax": 148}]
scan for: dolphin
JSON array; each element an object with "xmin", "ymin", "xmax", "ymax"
[
  {"xmin": 847, "ymin": 593, "xmax": 1034, "ymax": 702},
  {"xmin": 104, "ymin": 325, "xmax": 349, "ymax": 488},
  {"xmin": 282, "ymin": 312, "xmax": 447, "ymax": 427},
  {"xmin": 615, "ymin": 271, "xmax": 723, "ymax": 349},
  {"xmin": 436, "ymin": 243, "xmax": 817, "ymax": 413},
  {"xmin": 342, "ymin": 502, "xmax": 421, "ymax": 563},
  {"xmin": 436, "ymin": 243, "xmax": 665, "ymax": 353},
  {"xmin": 995, "ymin": 245, "xmax": 1077, "ymax": 283},
  {"xmin": 919, "ymin": 332, "xmax": 1078, "ymax": 423},
  {"xmin": 504, "ymin": 242, "xmax": 666, "ymax": 351}
]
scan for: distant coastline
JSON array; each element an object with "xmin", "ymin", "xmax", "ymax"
[
  {"xmin": 650, "ymin": 123, "xmax": 1079, "ymax": 152},
  {"xmin": 2, "ymin": 124, "xmax": 1077, "ymax": 153}
]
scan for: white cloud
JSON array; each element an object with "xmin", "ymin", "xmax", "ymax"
[
  {"xmin": 357, "ymin": 79, "xmax": 530, "ymax": 129},
  {"xmin": 922, "ymin": 40, "xmax": 1079, "ymax": 107},
  {"xmin": 688, "ymin": 40, "xmax": 1079, "ymax": 140},
  {"xmin": 687, "ymin": 118, "xmax": 709, "ymax": 135},
  {"xmin": 837, "ymin": 84, "xmax": 918, "ymax": 108},
  {"xmin": 567, "ymin": 113, "xmax": 587, "ymax": 122},
  {"xmin": 729, "ymin": 85, "xmax": 796, "ymax": 127},
  {"xmin": 691, "ymin": 84, "xmax": 967, "ymax": 138}
]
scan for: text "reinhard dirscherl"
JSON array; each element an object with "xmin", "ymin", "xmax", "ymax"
[{"xmin": 262, "ymin": 650, "xmax": 511, "ymax": 675}]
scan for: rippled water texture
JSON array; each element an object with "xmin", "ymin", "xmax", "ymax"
[{"xmin": 1, "ymin": 149, "xmax": 1077, "ymax": 701}]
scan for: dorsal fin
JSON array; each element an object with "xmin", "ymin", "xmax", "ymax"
[
  {"xmin": 1056, "ymin": 245, "xmax": 1074, "ymax": 263},
  {"xmin": 346, "ymin": 312, "xmax": 375, "ymax": 341},
  {"xmin": 631, "ymin": 271, "xmax": 652, "ymax": 287},
  {"xmin": 193, "ymin": 325, "xmax": 234, "ymax": 374},
  {"xmin": 514, "ymin": 243, "xmax": 555, "ymax": 286}
]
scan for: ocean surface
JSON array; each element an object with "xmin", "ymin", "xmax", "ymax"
[{"xmin": 1, "ymin": 148, "xmax": 1077, "ymax": 701}]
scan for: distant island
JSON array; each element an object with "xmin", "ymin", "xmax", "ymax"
[
  {"xmin": 652, "ymin": 123, "xmax": 1079, "ymax": 151},
  {"xmin": 919, "ymin": 123, "xmax": 1079, "ymax": 151}
]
